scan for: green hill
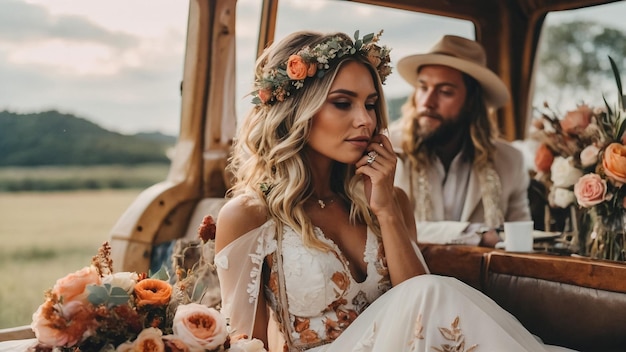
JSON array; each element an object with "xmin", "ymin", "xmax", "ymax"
[{"xmin": 0, "ymin": 110, "xmax": 176, "ymax": 166}]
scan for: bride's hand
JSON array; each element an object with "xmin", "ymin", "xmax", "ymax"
[{"xmin": 355, "ymin": 134, "xmax": 397, "ymax": 215}]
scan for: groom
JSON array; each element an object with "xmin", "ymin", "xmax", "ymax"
[{"xmin": 390, "ymin": 35, "xmax": 531, "ymax": 247}]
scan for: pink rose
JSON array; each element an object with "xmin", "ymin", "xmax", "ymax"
[
  {"xmin": 52, "ymin": 266, "xmax": 101, "ymax": 302},
  {"xmin": 560, "ymin": 104, "xmax": 593, "ymax": 134},
  {"xmin": 574, "ymin": 173, "xmax": 607, "ymax": 208},
  {"xmin": 172, "ymin": 303, "xmax": 229, "ymax": 351},
  {"xmin": 116, "ymin": 327, "xmax": 165, "ymax": 352},
  {"xmin": 603, "ymin": 143, "xmax": 626, "ymax": 186}
]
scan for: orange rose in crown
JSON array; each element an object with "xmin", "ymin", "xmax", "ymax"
[{"xmin": 286, "ymin": 55, "xmax": 317, "ymax": 80}]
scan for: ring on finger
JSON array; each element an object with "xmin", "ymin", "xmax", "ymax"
[{"xmin": 366, "ymin": 151, "xmax": 378, "ymax": 165}]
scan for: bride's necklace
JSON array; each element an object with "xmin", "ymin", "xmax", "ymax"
[{"xmin": 314, "ymin": 195, "xmax": 336, "ymax": 209}]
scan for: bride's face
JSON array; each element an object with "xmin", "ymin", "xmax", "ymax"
[{"xmin": 307, "ymin": 61, "xmax": 378, "ymax": 165}]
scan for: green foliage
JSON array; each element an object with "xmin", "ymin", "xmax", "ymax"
[
  {"xmin": 0, "ymin": 110, "xmax": 176, "ymax": 166},
  {"xmin": 149, "ymin": 266, "xmax": 171, "ymax": 281},
  {"xmin": 88, "ymin": 284, "xmax": 131, "ymax": 307}
]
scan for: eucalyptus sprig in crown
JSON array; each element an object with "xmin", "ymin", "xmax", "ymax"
[{"xmin": 252, "ymin": 30, "xmax": 392, "ymax": 106}]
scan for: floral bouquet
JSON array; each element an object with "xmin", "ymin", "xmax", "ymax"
[
  {"xmin": 27, "ymin": 215, "xmax": 266, "ymax": 352},
  {"xmin": 531, "ymin": 57, "xmax": 626, "ymax": 260}
]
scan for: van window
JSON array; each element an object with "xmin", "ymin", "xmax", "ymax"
[
  {"xmin": 531, "ymin": 1, "xmax": 626, "ymax": 127},
  {"xmin": 235, "ymin": 0, "xmax": 474, "ymax": 121}
]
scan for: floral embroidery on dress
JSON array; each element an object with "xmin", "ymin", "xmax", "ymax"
[
  {"xmin": 432, "ymin": 316, "xmax": 478, "ymax": 352},
  {"xmin": 408, "ymin": 313, "xmax": 425, "ymax": 351},
  {"xmin": 266, "ymin": 225, "xmax": 390, "ymax": 350},
  {"xmin": 373, "ymin": 241, "xmax": 390, "ymax": 290},
  {"xmin": 351, "ymin": 290, "xmax": 370, "ymax": 314},
  {"xmin": 247, "ymin": 221, "xmax": 277, "ymax": 303},
  {"xmin": 353, "ymin": 322, "xmax": 377, "ymax": 352}
]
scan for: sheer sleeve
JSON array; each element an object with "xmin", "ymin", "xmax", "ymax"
[{"xmin": 214, "ymin": 220, "xmax": 277, "ymax": 338}]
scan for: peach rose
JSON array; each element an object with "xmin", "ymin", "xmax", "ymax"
[
  {"xmin": 134, "ymin": 279, "xmax": 172, "ymax": 306},
  {"xmin": 574, "ymin": 173, "xmax": 607, "ymax": 208},
  {"xmin": 172, "ymin": 303, "xmax": 229, "ymax": 351},
  {"xmin": 602, "ymin": 143, "xmax": 626, "ymax": 186},
  {"xmin": 286, "ymin": 55, "xmax": 314, "ymax": 80},
  {"xmin": 560, "ymin": 104, "xmax": 593, "ymax": 134},
  {"xmin": 52, "ymin": 266, "xmax": 101, "ymax": 303},
  {"xmin": 579, "ymin": 145, "xmax": 600, "ymax": 168},
  {"xmin": 162, "ymin": 335, "xmax": 190, "ymax": 352},
  {"xmin": 116, "ymin": 327, "xmax": 165, "ymax": 352},
  {"xmin": 31, "ymin": 300, "xmax": 94, "ymax": 347},
  {"xmin": 534, "ymin": 144, "xmax": 554, "ymax": 173}
]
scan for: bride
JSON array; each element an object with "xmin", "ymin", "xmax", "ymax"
[{"xmin": 214, "ymin": 29, "xmax": 576, "ymax": 351}]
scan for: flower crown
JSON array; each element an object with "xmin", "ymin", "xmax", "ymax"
[{"xmin": 252, "ymin": 30, "xmax": 392, "ymax": 106}]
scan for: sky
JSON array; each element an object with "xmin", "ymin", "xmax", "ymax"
[{"xmin": 1, "ymin": 0, "xmax": 625, "ymax": 136}]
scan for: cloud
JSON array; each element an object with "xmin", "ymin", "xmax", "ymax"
[
  {"xmin": 0, "ymin": 0, "xmax": 187, "ymax": 134},
  {"xmin": 0, "ymin": 0, "xmax": 137, "ymax": 49}
]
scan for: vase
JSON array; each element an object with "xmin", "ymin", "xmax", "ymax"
[{"xmin": 587, "ymin": 210, "xmax": 626, "ymax": 261}]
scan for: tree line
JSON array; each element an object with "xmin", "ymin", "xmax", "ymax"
[{"xmin": 0, "ymin": 110, "xmax": 175, "ymax": 166}]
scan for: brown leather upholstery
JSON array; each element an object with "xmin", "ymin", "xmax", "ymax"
[
  {"xmin": 418, "ymin": 244, "xmax": 626, "ymax": 352},
  {"xmin": 419, "ymin": 244, "xmax": 491, "ymax": 290},
  {"xmin": 483, "ymin": 252, "xmax": 626, "ymax": 352}
]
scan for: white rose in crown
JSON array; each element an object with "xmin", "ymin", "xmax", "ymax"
[{"xmin": 550, "ymin": 156, "xmax": 583, "ymax": 188}]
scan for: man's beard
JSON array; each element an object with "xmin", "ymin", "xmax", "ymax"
[{"xmin": 415, "ymin": 110, "xmax": 469, "ymax": 147}]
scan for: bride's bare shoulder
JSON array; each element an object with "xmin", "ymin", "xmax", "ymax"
[{"xmin": 215, "ymin": 194, "xmax": 268, "ymax": 248}]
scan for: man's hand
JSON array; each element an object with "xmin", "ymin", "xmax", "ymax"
[{"xmin": 479, "ymin": 229, "xmax": 502, "ymax": 247}]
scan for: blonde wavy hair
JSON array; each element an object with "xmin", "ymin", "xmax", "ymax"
[
  {"xmin": 400, "ymin": 73, "xmax": 498, "ymax": 168},
  {"xmin": 227, "ymin": 30, "xmax": 390, "ymax": 250}
]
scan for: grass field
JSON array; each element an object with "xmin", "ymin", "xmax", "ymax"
[
  {"xmin": 0, "ymin": 164, "xmax": 169, "ymax": 191},
  {"xmin": 0, "ymin": 190, "xmax": 142, "ymax": 328}
]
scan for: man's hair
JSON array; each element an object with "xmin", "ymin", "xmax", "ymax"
[
  {"xmin": 400, "ymin": 72, "xmax": 498, "ymax": 168},
  {"xmin": 227, "ymin": 30, "xmax": 389, "ymax": 250}
]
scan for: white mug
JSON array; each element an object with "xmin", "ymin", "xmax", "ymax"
[{"xmin": 501, "ymin": 221, "xmax": 534, "ymax": 252}]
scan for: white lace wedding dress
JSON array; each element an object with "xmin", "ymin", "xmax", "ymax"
[{"xmin": 215, "ymin": 219, "xmax": 577, "ymax": 352}]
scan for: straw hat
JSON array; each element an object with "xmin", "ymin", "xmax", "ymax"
[{"xmin": 397, "ymin": 35, "xmax": 510, "ymax": 108}]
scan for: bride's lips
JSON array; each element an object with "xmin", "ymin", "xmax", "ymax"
[{"xmin": 346, "ymin": 136, "xmax": 370, "ymax": 149}]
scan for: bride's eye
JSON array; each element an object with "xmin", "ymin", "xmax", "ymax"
[{"xmin": 332, "ymin": 101, "xmax": 351, "ymax": 110}]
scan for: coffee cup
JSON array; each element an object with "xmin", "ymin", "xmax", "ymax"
[{"xmin": 501, "ymin": 221, "xmax": 534, "ymax": 252}]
